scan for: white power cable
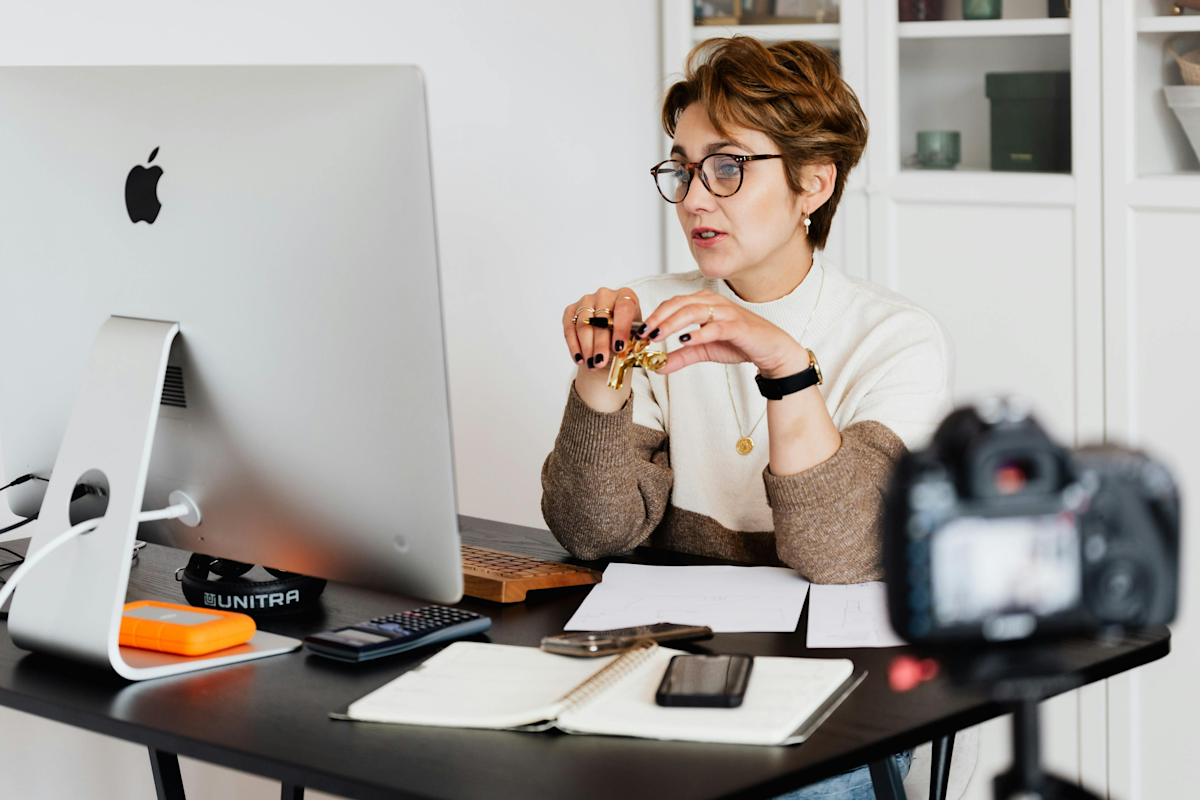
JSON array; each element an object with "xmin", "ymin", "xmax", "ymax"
[
  {"xmin": 135, "ymin": 502, "xmax": 191, "ymax": 523},
  {"xmin": 0, "ymin": 501, "xmax": 192, "ymax": 613}
]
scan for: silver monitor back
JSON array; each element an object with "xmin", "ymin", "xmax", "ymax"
[{"xmin": 0, "ymin": 66, "xmax": 463, "ymax": 604}]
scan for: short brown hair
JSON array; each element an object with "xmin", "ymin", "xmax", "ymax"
[{"xmin": 662, "ymin": 37, "xmax": 868, "ymax": 250}]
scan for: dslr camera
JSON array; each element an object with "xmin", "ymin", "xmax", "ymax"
[{"xmin": 884, "ymin": 399, "xmax": 1179, "ymax": 645}]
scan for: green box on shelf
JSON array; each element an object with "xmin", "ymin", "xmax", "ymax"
[{"xmin": 985, "ymin": 71, "xmax": 1071, "ymax": 173}]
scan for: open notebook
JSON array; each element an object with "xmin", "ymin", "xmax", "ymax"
[{"xmin": 333, "ymin": 641, "xmax": 862, "ymax": 746}]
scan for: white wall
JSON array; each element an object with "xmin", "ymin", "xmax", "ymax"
[{"xmin": 0, "ymin": 1, "xmax": 664, "ymax": 797}]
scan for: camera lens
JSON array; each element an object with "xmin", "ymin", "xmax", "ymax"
[
  {"xmin": 1093, "ymin": 559, "xmax": 1148, "ymax": 624},
  {"xmin": 993, "ymin": 459, "xmax": 1033, "ymax": 494}
]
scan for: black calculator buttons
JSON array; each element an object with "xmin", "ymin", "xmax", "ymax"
[{"xmin": 304, "ymin": 605, "xmax": 492, "ymax": 663}]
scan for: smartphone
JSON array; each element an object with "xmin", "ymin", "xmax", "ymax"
[
  {"xmin": 655, "ymin": 653, "xmax": 754, "ymax": 708},
  {"xmin": 540, "ymin": 623, "xmax": 713, "ymax": 657}
]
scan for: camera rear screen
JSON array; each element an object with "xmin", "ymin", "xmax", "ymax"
[{"xmin": 930, "ymin": 513, "xmax": 1081, "ymax": 625}]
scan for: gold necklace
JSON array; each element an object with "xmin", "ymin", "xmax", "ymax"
[
  {"xmin": 725, "ymin": 369, "xmax": 767, "ymax": 455},
  {"xmin": 724, "ymin": 263, "xmax": 825, "ymax": 456}
]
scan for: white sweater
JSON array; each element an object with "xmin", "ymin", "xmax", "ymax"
[
  {"xmin": 542, "ymin": 253, "xmax": 955, "ymax": 581},
  {"xmin": 625, "ymin": 254, "xmax": 955, "ymax": 537}
]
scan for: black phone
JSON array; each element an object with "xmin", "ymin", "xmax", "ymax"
[{"xmin": 655, "ymin": 653, "xmax": 754, "ymax": 708}]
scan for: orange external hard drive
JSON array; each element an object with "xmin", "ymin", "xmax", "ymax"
[{"xmin": 119, "ymin": 601, "xmax": 256, "ymax": 656}]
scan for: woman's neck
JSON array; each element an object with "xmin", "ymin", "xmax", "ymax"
[{"xmin": 724, "ymin": 240, "xmax": 815, "ymax": 304}]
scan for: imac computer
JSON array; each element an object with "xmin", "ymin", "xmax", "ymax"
[{"xmin": 0, "ymin": 66, "xmax": 463, "ymax": 679}]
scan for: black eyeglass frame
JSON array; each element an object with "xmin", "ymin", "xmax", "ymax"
[{"xmin": 649, "ymin": 153, "xmax": 784, "ymax": 203}]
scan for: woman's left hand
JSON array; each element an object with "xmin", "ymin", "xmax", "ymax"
[{"xmin": 640, "ymin": 289, "xmax": 811, "ymax": 379}]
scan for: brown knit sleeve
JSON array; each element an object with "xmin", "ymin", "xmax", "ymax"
[
  {"xmin": 762, "ymin": 420, "xmax": 906, "ymax": 584},
  {"xmin": 541, "ymin": 385, "xmax": 673, "ymax": 560}
]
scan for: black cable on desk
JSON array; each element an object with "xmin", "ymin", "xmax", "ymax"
[
  {"xmin": 0, "ymin": 516, "xmax": 35, "ymax": 537},
  {"xmin": 0, "ymin": 546, "xmax": 24, "ymax": 586},
  {"xmin": 0, "ymin": 546, "xmax": 22, "ymax": 618},
  {"xmin": 0, "ymin": 475, "xmax": 48, "ymax": 539},
  {"xmin": 0, "ymin": 474, "xmax": 48, "ymax": 494}
]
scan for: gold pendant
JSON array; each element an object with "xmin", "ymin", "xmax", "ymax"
[{"xmin": 736, "ymin": 437, "xmax": 754, "ymax": 456}]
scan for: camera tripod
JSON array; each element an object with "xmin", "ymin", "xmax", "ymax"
[
  {"xmin": 992, "ymin": 694, "xmax": 1103, "ymax": 800},
  {"xmin": 954, "ymin": 646, "xmax": 1107, "ymax": 800}
]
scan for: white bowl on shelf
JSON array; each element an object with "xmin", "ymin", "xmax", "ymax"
[{"xmin": 1166, "ymin": 86, "xmax": 1200, "ymax": 162}]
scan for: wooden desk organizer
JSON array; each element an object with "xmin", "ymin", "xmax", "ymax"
[{"xmin": 462, "ymin": 545, "xmax": 601, "ymax": 603}]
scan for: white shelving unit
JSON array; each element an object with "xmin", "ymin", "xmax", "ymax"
[
  {"xmin": 896, "ymin": 33, "xmax": 1072, "ymax": 174},
  {"xmin": 1136, "ymin": 14, "xmax": 1200, "ymax": 33},
  {"xmin": 898, "ymin": 17, "xmax": 1071, "ymax": 38},
  {"xmin": 693, "ymin": 22, "xmax": 840, "ymax": 43},
  {"xmin": 1101, "ymin": 5, "xmax": 1200, "ymax": 800},
  {"xmin": 890, "ymin": 169, "xmax": 1075, "ymax": 206},
  {"xmin": 1132, "ymin": 3, "xmax": 1200, "ymax": 174}
]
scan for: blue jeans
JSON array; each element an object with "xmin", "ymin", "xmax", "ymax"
[{"xmin": 774, "ymin": 750, "xmax": 913, "ymax": 800}]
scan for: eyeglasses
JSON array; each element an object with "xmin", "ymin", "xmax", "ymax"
[{"xmin": 650, "ymin": 153, "xmax": 784, "ymax": 204}]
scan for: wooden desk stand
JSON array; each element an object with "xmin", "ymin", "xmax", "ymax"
[{"xmin": 461, "ymin": 544, "xmax": 601, "ymax": 603}]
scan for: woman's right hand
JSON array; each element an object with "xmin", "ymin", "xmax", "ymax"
[{"xmin": 562, "ymin": 287, "xmax": 642, "ymax": 412}]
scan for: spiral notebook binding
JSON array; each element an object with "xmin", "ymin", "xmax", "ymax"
[{"xmin": 557, "ymin": 640, "xmax": 658, "ymax": 715}]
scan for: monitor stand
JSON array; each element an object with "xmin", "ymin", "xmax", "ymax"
[{"xmin": 8, "ymin": 317, "xmax": 300, "ymax": 680}]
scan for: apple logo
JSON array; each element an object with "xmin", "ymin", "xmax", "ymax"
[{"xmin": 125, "ymin": 147, "xmax": 163, "ymax": 224}]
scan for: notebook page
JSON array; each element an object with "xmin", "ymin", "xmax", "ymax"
[
  {"xmin": 346, "ymin": 642, "xmax": 617, "ymax": 729},
  {"xmin": 558, "ymin": 648, "xmax": 855, "ymax": 746}
]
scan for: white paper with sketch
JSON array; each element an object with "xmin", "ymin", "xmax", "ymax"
[
  {"xmin": 806, "ymin": 582, "xmax": 906, "ymax": 648},
  {"xmin": 564, "ymin": 563, "xmax": 811, "ymax": 633}
]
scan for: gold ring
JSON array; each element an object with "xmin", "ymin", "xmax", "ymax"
[
  {"xmin": 594, "ymin": 307, "xmax": 613, "ymax": 316},
  {"xmin": 573, "ymin": 306, "xmax": 595, "ymax": 324},
  {"xmin": 617, "ymin": 295, "xmax": 637, "ymax": 306},
  {"xmin": 706, "ymin": 305, "xmax": 714, "ymax": 325}
]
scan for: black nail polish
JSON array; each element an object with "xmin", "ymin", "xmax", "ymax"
[
  {"xmin": 637, "ymin": 323, "xmax": 648, "ymax": 337},
  {"xmin": 574, "ymin": 353, "xmax": 583, "ymax": 362},
  {"xmin": 595, "ymin": 353, "xmax": 603, "ymax": 365},
  {"xmin": 614, "ymin": 340, "xmax": 625, "ymax": 352},
  {"xmin": 679, "ymin": 333, "xmax": 691, "ymax": 342},
  {"xmin": 649, "ymin": 328, "xmax": 660, "ymax": 339},
  {"xmin": 586, "ymin": 356, "xmax": 594, "ymax": 369}
]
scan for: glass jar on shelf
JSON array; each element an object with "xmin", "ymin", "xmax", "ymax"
[
  {"xmin": 898, "ymin": 0, "xmax": 943, "ymax": 22},
  {"xmin": 963, "ymin": 0, "xmax": 1002, "ymax": 20},
  {"xmin": 766, "ymin": 0, "xmax": 840, "ymax": 24},
  {"xmin": 694, "ymin": 0, "xmax": 739, "ymax": 26}
]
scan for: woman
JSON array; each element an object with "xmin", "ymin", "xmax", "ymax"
[{"xmin": 542, "ymin": 37, "xmax": 952, "ymax": 798}]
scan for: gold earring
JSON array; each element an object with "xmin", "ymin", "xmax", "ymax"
[{"xmin": 803, "ymin": 215, "xmax": 811, "ymax": 234}]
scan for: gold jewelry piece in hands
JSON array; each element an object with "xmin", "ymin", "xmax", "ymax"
[
  {"xmin": 607, "ymin": 333, "xmax": 668, "ymax": 390},
  {"xmin": 572, "ymin": 306, "xmax": 595, "ymax": 325},
  {"xmin": 706, "ymin": 305, "xmax": 714, "ymax": 325},
  {"xmin": 593, "ymin": 307, "xmax": 612, "ymax": 317}
]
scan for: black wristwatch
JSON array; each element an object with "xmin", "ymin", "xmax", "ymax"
[{"xmin": 755, "ymin": 349, "xmax": 823, "ymax": 400}]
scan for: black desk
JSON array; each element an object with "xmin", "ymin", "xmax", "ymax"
[{"xmin": 0, "ymin": 517, "xmax": 1170, "ymax": 800}]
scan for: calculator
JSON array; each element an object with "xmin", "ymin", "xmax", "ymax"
[{"xmin": 302, "ymin": 606, "xmax": 491, "ymax": 663}]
